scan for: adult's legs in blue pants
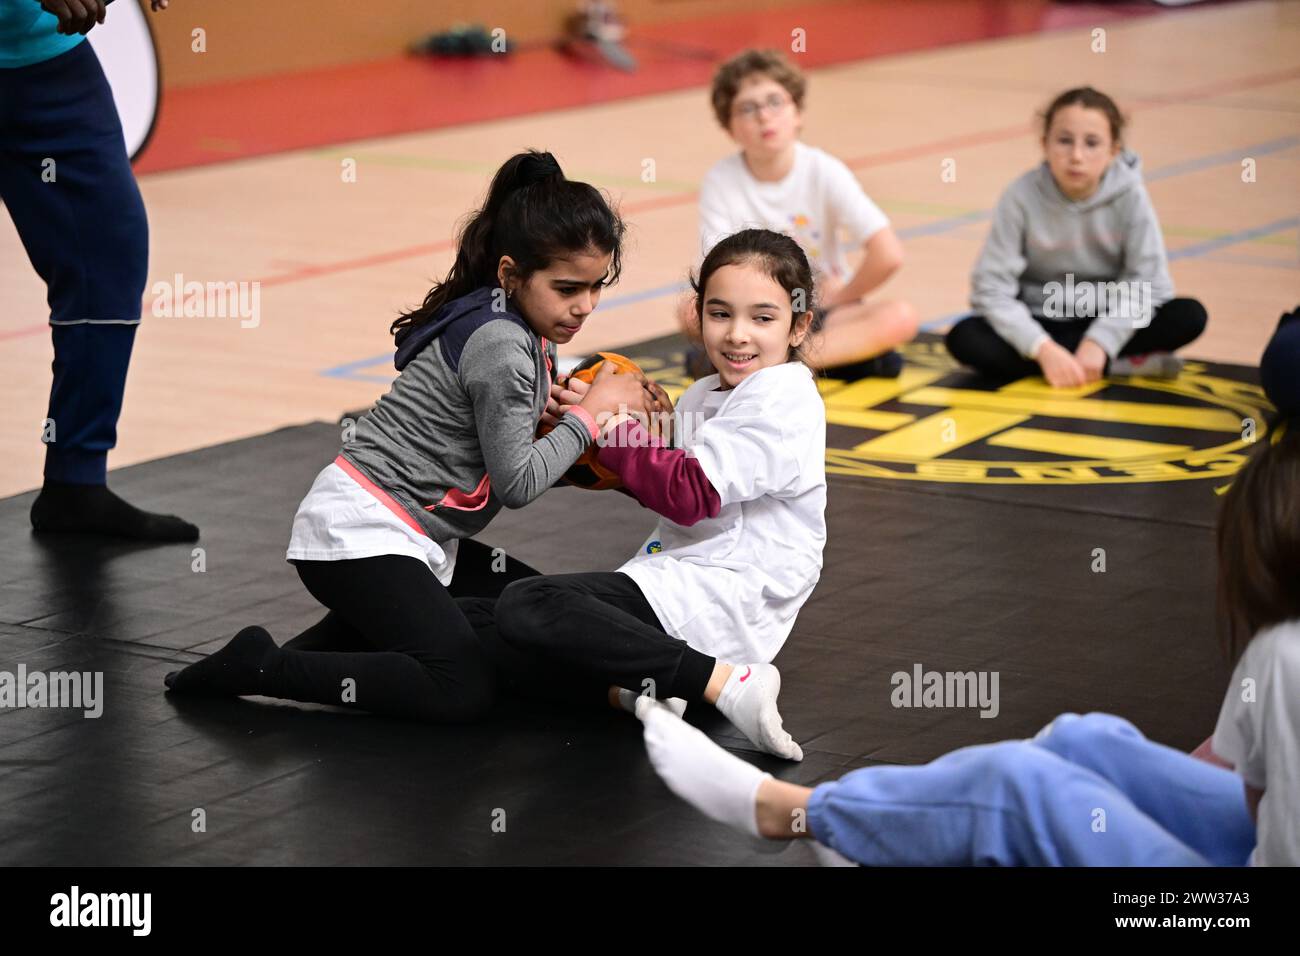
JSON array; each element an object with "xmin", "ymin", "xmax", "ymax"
[
  {"xmin": 0, "ymin": 41, "xmax": 197, "ymax": 540},
  {"xmin": 805, "ymin": 712, "xmax": 1255, "ymax": 866}
]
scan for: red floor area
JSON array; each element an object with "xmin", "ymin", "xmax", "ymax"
[{"xmin": 134, "ymin": 1, "xmax": 1161, "ymax": 174}]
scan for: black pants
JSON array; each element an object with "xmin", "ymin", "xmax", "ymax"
[
  {"xmin": 0, "ymin": 43, "xmax": 149, "ymax": 485},
  {"xmin": 278, "ymin": 541, "xmax": 610, "ymax": 721},
  {"xmin": 494, "ymin": 572, "xmax": 716, "ymax": 702},
  {"xmin": 945, "ymin": 297, "xmax": 1207, "ymax": 381},
  {"xmin": 270, "ymin": 540, "xmax": 540, "ymax": 722}
]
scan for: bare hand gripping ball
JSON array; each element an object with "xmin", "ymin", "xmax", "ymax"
[{"xmin": 538, "ymin": 352, "xmax": 644, "ymax": 491}]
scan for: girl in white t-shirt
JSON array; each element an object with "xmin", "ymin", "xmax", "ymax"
[
  {"xmin": 635, "ymin": 310, "xmax": 1300, "ymax": 864},
  {"xmin": 496, "ymin": 229, "xmax": 828, "ymax": 761}
]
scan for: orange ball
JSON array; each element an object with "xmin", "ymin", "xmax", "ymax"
[{"xmin": 538, "ymin": 351, "xmax": 644, "ymax": 491}]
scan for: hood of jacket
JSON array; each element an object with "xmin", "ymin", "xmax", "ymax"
[
  {"xmin": 1032, "ymin": 147, "xmax": 1143, "ymax": 213},
  {"xmin": 393, "ymin": 286, "xmax": 516, "ymax": 372}
]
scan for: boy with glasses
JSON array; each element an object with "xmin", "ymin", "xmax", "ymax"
[{"xmin": 682, "ymin": 48, "xmax": 918, "ymax": 379}]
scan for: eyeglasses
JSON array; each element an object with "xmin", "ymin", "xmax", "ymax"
[{"xmin": 733, "ymin": 94, "xmax": 791, "ymax": 121}]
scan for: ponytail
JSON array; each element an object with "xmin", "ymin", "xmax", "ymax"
[{"xmin": 392, "ymin": 150, "xmax": 624, "ymax": 338}]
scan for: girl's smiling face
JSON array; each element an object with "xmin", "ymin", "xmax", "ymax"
[
  {"xmin": 700, "ymin": 261, "xmax": 811, "ymax": 389},
  {"xmin": 1042, "ymin": 103, "xmax": 1120, "ymax": 202},
  {"xmin": 500, "ymin": 248, "xmax": 612, "ymax": 344}
]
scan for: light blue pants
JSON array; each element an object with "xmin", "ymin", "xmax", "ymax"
[{"xmin": 806, "ymin": 712, "xmax": 1256, "ymax": 866}]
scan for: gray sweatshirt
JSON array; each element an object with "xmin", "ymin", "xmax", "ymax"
[
  {"xmin": 340, "ymin": 286, "xmax": 593, "ymax": 544},
  {"xmin": 970, "ymin": 149, "xmax": 1175, "ymax": 358}
]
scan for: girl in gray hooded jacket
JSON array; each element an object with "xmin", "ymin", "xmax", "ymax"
[{"xmin": 947, "ymin": 87, "xmax": 1206, "ymax": 388}]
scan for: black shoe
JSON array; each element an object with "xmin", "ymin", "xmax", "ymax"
[
  {"xmin": 867, "ymin": 350, "xmax": 904, "ymax": 378},
  {"xmin": 825, "ymin": 350, "xmax": 903, "ymax": 381}
]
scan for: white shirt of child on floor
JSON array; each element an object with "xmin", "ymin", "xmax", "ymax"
[
  {"xmin": 620, "ymin": 361, "xmax": 827, "ymax": 665},
  {"xmin": 698, "ymin": 141, "xmax": 890, "ymax": 280},
  {"xmin": 1212, "ymin": 618, "xmax": 1300, "ymax": 866}
]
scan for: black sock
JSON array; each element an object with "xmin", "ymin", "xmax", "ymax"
[
  {"xmin": 31, "ymin": 480, "xmax": 199, "ymax": 542},
  {"xmin": 165, "ymin": 626, "xmax": 278, "ymax": 696}
]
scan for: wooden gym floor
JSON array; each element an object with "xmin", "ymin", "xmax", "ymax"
[{"xmin": 0, "ymin": 0, "xmax": 1296, "ymax": 865}]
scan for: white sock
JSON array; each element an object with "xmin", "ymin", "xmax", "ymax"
[
  {"xmin": 637, "ymin": 698, "xmax": 769, "ymax": 837},
  {"xmin": 616, "ymin": 687, "xmax": 687, "ymax": 717},
  {"xmin": 713, "ymin": 663, "xmax": 803, "ymax": 761}
]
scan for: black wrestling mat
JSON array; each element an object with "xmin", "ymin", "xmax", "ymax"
[{"xmin": 0, "ymin": 338, "xmax": 1256, "ymax": 864}]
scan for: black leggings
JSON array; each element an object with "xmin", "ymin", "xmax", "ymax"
[
  {"xmin": 269, "ymin": 540, "xmax": 541, "ymax": 723},
  {"xmin": 945, "ymin": 297, "xmax": 1207, "ymax": 381},
  {"xmin": 276, "ymin": 541, "xmax": 616, "ymax": 721},
  {"xmin": 494, "ymin": 572, "xmax": 716, "ymax": 702}
]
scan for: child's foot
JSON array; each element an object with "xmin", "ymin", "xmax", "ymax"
[
  {"xmin": 31, "ymin": 480, "xmax": 199, "ymax": 542},
  {"xmin": 615, "ymin": 687, "xmax": 687, "ymax": 717},
  {"xmin": 713, "ymin": 663, "xmax": 803, "ymax": 761},
  {"xmin": 164, "ymin": 626, "xmax": 277, "ymax": 696},
  {"xmin": 637, "ymin": 697, "xmax": 770, "ymax": 837},
  {"xmin": 1109, "ymin": 353, "xmax": 1183, "ymax": 379}
]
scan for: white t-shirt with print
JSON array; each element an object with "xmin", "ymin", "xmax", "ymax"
[
  {"xmin": 619, "ymin": 361, "xmax": 827, "ymax": 665},
  {"xmin": 1212, "ymin": 619, "xmax": 1300, "ymax": 866},
  {"xmin": 698, "ymin": 141, "xmax": 890, "ymax": 279}
]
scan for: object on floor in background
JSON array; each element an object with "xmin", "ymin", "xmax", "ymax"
[
  {"xmin": 88, "ymin": 0, "xmax": 160, "ymax": 161},
  {"xmin": 412, "ymin": 23, "xmax": 509, "ymax": 57},
  {"xmin": 1260, "ymin": 304, "xmax": 1300, "ymax": 419},
  {"xmin": 684, "ymin": 345, "xmax": 716, "ymax": 381},
  {"xmin": 1108, "ymin": 352, "xmax": 1184, "ymax": 379},
  {"xmin": 559, "ymin": 0, "xmax": 637, "ymax": 72}
]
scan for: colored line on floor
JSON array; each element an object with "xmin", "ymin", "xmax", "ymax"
[
  {"xmin": 257, "ymin": 115, "xmax": 1300, "ymax": 311},
  {"xmin": 1169, "ymin": 216, "xmax": 1300, "ymax": 260},
  {"xmin": 318, "ymin": 201, "xmax": 1300, "ymax": 383}
]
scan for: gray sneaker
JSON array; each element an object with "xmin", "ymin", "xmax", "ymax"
[{"xmin": 1109, "ymin": 352, "xmax": 1184, "ymax": 378}]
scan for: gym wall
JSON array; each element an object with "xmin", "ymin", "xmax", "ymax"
[{"xmin": 147, "ymin": 0, "xmax": 837, "ymax": 89}]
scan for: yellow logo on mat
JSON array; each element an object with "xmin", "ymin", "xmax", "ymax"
[
  {"xmin": 818, "ymin": 341, "xmax": 1270, "ymax": 485},
  {"xmin": 633, "ymin": 342, "xmax": 1272, "ymax": 486}
]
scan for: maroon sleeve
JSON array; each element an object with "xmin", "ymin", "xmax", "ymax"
[{"xmin": 596, "ymin": 419, "xmax": 721, "ymax": 526}]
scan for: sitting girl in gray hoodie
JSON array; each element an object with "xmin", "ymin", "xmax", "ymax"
[{"xmin": 947, "ymin": 87, "xmax": 1205, "ymax": 387}]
